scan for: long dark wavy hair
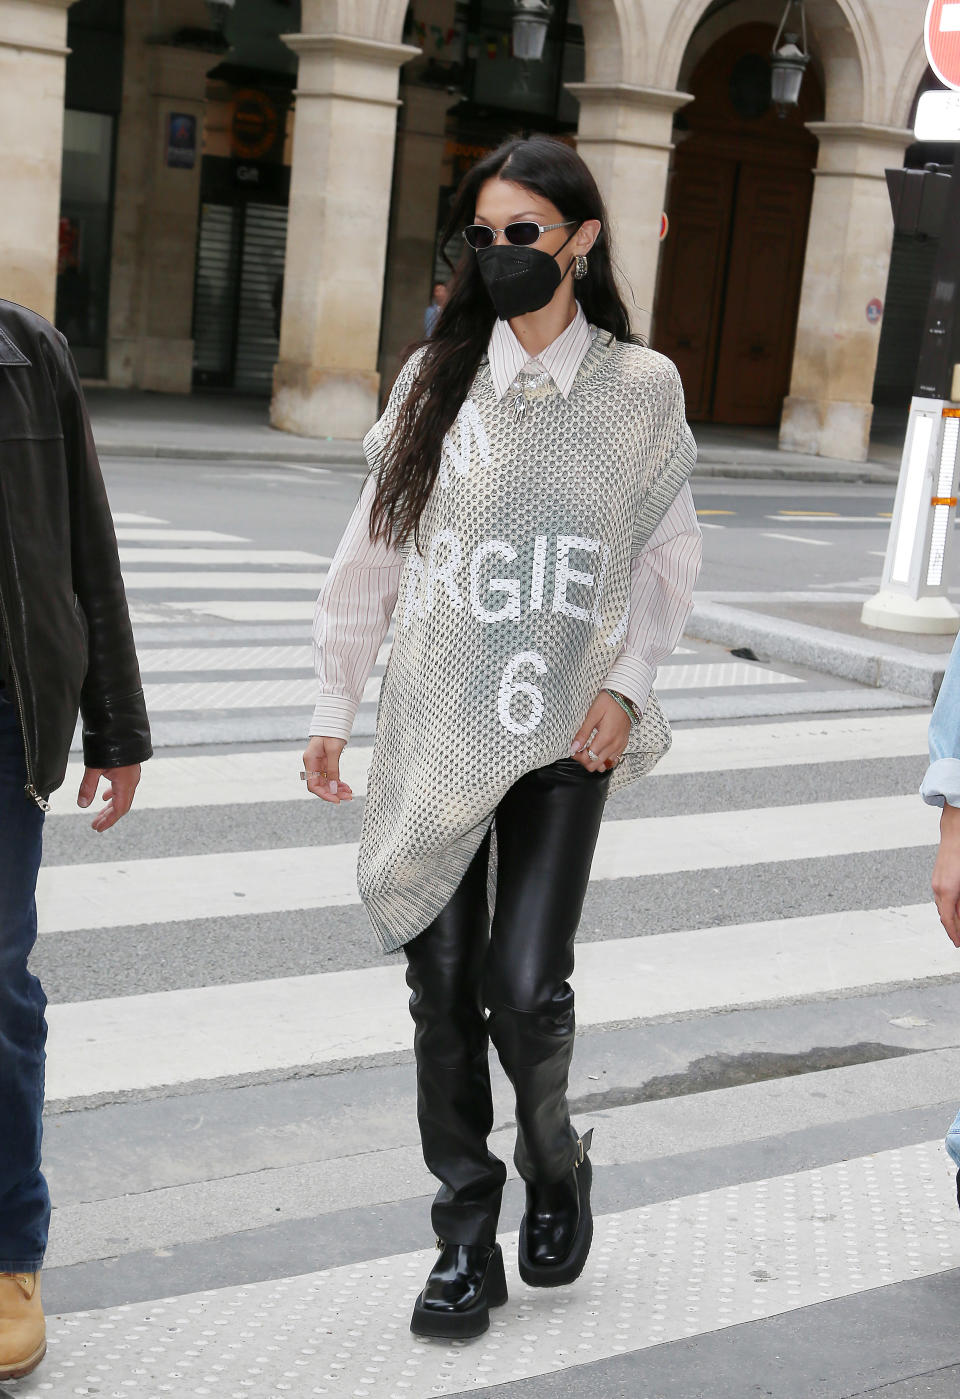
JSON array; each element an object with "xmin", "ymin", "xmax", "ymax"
[{"xmin": 369, "ymin": 134, "xmax": 637, "ymax": 548}]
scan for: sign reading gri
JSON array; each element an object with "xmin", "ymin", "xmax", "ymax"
[{"xmin": 397, "ymin": 399, "xmax": 628, "ymax": 736}]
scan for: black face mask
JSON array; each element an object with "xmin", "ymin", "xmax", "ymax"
[{"xmin": 476, "ymin": 225, "xmax": 579, "ymax": 320}]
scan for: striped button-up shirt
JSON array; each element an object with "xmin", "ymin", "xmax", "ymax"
[
  {"xmin": 310, "ymin": 307, "xmax": 701, "ymax": 740},
  {"xmin": 487, "ymin": 302, "xmax": 594, "ymax": 400}
]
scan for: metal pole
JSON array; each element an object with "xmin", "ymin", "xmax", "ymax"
[
  {"xmin": 917, "ymin": 144, "xmax": 960, "ymax": 402},
  {"xmin": 861, "ymin": 146, "xmax": 960, "ymax": 633}
]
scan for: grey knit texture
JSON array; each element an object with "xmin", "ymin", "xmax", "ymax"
[{"xmin": 358, "ymin": 330, "xmax": 697, "ymax": 953}]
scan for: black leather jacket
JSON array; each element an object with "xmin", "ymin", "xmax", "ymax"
[{"xmin": 0, "ymin": 300, "xmax": 151, "ymax": 805}]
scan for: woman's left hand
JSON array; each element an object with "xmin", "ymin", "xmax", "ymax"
[
  {"xmin": 933, "ymin": 800, "xmax": 960, "ymax": 946},
  {"xmin": 571, "ymin": 692, "xmax": 631, "ymax": 772}
]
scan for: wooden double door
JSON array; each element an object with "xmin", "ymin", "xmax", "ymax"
[{"xmin": 654, "ymin": 152, "xmax": 813, "ymax": 426}]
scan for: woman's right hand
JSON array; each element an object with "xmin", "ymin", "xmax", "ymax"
[{"xmin": 303, "ymin": 736, "xmax": 352, "ymax": 805}]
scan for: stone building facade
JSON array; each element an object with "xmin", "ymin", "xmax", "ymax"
[{"xmin": 0, "ymin": 0, "xmax": 940, "ymax": 460}]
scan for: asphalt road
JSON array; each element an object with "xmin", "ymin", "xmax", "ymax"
[
  {"xmin": 14, "ymin": 456, "xmax": 960, "ymax": 1399},
  {"xmin": 693, "ymin": 479, "xmax": 900, "ymax": 595},
  {"xmin": 101, "ymin": 456, "xmax": 910, "ymax": 600}
]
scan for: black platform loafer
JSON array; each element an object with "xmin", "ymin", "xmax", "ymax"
[
  {"xmin": 410, "ymin": 1240, "xmax": 508, "ymax": 1339},
  {"xmin": 518, "ymin": 1129, "xmax": 594, "ymax": 1288}
]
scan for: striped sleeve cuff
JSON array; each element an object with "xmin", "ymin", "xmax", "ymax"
[
  {"xmin": 603, "ymin": 655, "xmax": 656, "ymax": 716},
  {"xmin": 920, "ymin": 757, "xmax": 960, "ymax": 808},
  {"xmin": 308, "ymin": 694, "xmax": 358, "ymax": 742}
]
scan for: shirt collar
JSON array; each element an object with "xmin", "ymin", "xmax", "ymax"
[{"xmin": 487, "ymin": 304, "xmax": 592, "ymax": 402}]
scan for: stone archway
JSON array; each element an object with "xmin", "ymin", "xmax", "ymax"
[
  {"xmin": 893, "ymin": 37, "xmax": 932, "ymax": 131},
  {"xmin": 643, "ymin": 0, "xmax": 915, "ymax": 460},
  {"xmin": 658, "ymin": 0, "xmax": 870, "ymax": 122},
  {"xmin": 651, "ymin": 20, "xmax": 824, "ymax": 426},
  {"xmin": 576, "ymin": 0, "xmax": 643, "ymax": 84}
]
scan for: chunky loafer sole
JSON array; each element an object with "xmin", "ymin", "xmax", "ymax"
[
  {"xmin": 0, "ymin": 1337, "xmax": 46, "ymax": 1381},
  {"xmin": 518, "ymin": 1155, "xmax": 593, "ymax": 1289},
  {"xmin": 410, "ymin": 1244, "xmax": 508, "ymax": 1339}
]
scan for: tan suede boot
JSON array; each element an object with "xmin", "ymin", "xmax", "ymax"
[{"xmin": 0, "ymin": 1272, "xmax": 46, "ymax": 1380}]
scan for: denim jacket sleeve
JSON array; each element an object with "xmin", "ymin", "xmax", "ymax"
[{"xmin": 922, "ymin": 630, "xmax": 960, "ymax": 808}]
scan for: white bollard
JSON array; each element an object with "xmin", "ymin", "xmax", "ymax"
[{"xmin": 861, "ymin": 397, "xmax": 960, "ymax": 634}]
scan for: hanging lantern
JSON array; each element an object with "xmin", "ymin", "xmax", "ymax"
[
  {"xmin": 770, "ymin": 0, "xmax": 810, "ymax": 115},
  {"xmin": 512, "ymin": 0, "xmax": 554, "ymax": 62},
  {"xmin": 204, "ymin": 0, "xmax": 236, "ymax": 40}
]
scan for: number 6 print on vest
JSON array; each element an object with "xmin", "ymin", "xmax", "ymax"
[
  {"xmin": 357, "ymin": 334, "xmax": 698, "ymax": 953},
  {"xmin": 498, "ymin": 652, "xmax": 548, "ymax": 736}
]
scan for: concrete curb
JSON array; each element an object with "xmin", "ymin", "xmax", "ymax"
[
  {"xmin": 691, "ymin": 460, "xmax": 898, "ymax": 486},
  {"xmin": 687, "ymin": 601, "xmax": 949, "ymax": 704},
  {"xmin": 94, "ymin": 438, "xmax": 368, "ymax": 466},
  {"xmin": 93, "ymin": 434, "xmax": 899, "ymax": 484}
]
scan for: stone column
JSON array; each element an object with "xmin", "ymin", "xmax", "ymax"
[
  {"xmin": 107, "ymin": 24, "xmax": 211, "ymax": 392},
  {"xmin": 271, "ymin": 32, "xmax": 419, "ymax": 439},
  {"xmin": 567, "ymin": 83, "xmax": 693, "ymax": 342},
  {"xmin": 779, "ymin": 122, "xmax": 913, "ymax": 462},
  {"xmin": 0, "ymin": 0, "xmax": 71, "ymax": 321},
  {"xmin": 378, "ymin": 83, "xmax": 451, "ymax": 387}
]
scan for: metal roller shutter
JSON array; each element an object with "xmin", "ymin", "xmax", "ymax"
[
  {"xmin": 193, "ymin": 203, "xmax": 240, "ymax": 385},
  {"xmin": 234, "ymin": 203, "xmax": 288, "ymax": 395}
]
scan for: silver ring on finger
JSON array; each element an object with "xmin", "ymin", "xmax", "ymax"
[{"xmin": 587, "ymin": 748, "xmax": 599, "ymax": 762}]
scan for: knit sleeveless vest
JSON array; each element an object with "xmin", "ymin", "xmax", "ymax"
[{"xmin": 358, "ymin": 330, "xmax": 696, "ymax": 952}]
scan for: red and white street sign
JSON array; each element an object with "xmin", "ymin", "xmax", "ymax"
[{"xmin": 926, "ymin": 0, "xmax": 960, "ymax": 91}]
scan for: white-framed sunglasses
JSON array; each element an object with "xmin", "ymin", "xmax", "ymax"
[{"xmin": 462, "ymin": 219, "xmax": 578, "ymax": 250}]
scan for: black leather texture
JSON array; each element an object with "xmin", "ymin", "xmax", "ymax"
[
  {"xmin": 404, "ymin": 756, "xmax": 610, "ymax": 1245},
  {"xmin": 0, "ymin": 300, "xmax": 151, "ymax": 798}
]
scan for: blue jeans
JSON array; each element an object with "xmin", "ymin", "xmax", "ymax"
[
  {"xmin": 947, "ymin": 1109, "xmax": 960, "ymax": 1170},
  {"xmin": 0, "ymin": 690, "xmax": 49, "ymax": 1270}
]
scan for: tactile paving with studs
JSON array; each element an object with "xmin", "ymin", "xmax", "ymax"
[{"xmin": 7, "ymin": 1140, "xmax": 960, "ymax": 1397}]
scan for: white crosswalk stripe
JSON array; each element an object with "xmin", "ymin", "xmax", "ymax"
[
  {"xmin": 35, "ymin": 794, "xmax": 937, "ymax": 933},
  {"xmin": 142, "ymin": 677, "xmax": 324, "ymax": 710},
  {"xmin": 119, "ymin": 548, "xmax": 331, "ymax": 565},
  {"xmin": 170, "ymin": 599, "xmax": 318, "ymax": 621},
  {"xmin": 114, "ymin": 527, "xmax": 250, "ymax": 543},
  {"xmin": 33, "ymin": 1141, "xmax": 960, "ymax": 1395},
  {"xmin": 122, "ymin": 570, "xmax": 329, "ymax": 590},
  {"xmin": 42, "ymin": 903, "xmax": 948, "ymax": 1101},
  {"xmin": 610, "ymin": 659, "xmax": 802, "ymax": 689},
  {"xmin": 135, "ymin": 644, "xmax": 315, "ymax": 673},
  {"xmin": 49, "ymin": 713, "xmax": 931, "ymax": 813},
  {"xmin": 112, "ymin": 530, "xmax": 869, "ymax": 721},
  {"xmin": 40, "ymin": 1052, "xmax": 960, "ymax": 1269},
  {"xmin": 18, "ymin": 521, "xmax": 954, "ymax": 1398},
  {"xmin": 27, "ymin": 687, "xmax": 953, "ymax": 1394}
]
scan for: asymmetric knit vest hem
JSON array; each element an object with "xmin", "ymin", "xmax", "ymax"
[{"xmin": 356, "ymin": 330, "xmax": 696, "ymax": 953}]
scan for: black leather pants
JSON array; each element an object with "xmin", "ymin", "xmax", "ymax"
[{"xmin": 404, "ymin": 757, "xmax": 611, "ymax": 1247}]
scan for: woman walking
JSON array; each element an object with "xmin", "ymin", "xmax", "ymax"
[{"xmin": 303, "ymin": 135, "xmax": 701, "ymax": 1339}]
